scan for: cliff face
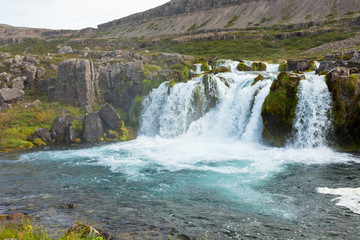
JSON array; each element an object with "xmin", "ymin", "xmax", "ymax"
[{"xmin": 96, "ymin": 0, "xmax": 360, "ymax": 37}]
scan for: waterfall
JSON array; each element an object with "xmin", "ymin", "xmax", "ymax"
[{"xmin": 292, "ymin": 74, "xmax": 332, "ymax": 147}]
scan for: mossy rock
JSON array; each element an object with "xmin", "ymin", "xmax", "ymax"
[
  {"xmin": 212, "ymin": 66, "xmax": 231, "ymax": 74},
  {"xmin": 252, "ymin": 75, "xmax": 264, "ymax": 86},
  {"xmin": 33, "ymin": 138, "xmax": 46, "ymax": 147},
  {"xmin": 252, "ymin": 62, "xmax": 267, "ymax": 71},
  {"xmin": 201, "ymin": 62, "xmax": 210, "ymax": 72},
  {"xmin": 278, "ymin": 63, "xmax": 288, "ymax": 72},
  {"xmin": 237, "ymin": 62, "xmax": 253, "ymax": 71},
  {"xmin": 261, "ymin": 72, "xmax": 304, "ymax": 147}
]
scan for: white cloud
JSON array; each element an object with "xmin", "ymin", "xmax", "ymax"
[{"xmin": 0, "ymin": 0, "xmax": 169, "ymax": 29}]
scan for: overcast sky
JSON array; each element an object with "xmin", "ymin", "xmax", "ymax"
[{"xmin": 0, "ymin": 0, "xmax": 170, "ymax": 30}]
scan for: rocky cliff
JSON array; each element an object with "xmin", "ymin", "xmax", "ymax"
[{"xmin": 97, "ymin": 0, "xmax": 360, "ymax": 37}]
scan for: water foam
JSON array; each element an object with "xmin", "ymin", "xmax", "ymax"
[{"xmin": 318, "ymin": 187, "xmax": 360, "ymax": 214}]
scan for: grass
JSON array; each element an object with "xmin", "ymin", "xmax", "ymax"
[
  {"xmin": 0, "ymin": 38, "xmax": 67, "ymax": 55},
  {"xmin": 147, "ymin": 30, "xmax": 355, "ymax": 61},
  {"xmin": 224, "ymin": 16, "xmax": 239, "ymax": 28},
  {"xmin": 0, "ymin": 101, "xmax": 84, "ymax": 151}
]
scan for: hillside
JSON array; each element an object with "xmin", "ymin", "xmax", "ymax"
[{"xmin": 96, "ymin": 0, "xmax": 360, "ymax": 38}]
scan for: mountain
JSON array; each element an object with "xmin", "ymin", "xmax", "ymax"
[{"xmin": 97, "ymin": 0, "xmax": 360, "ymax": 37}]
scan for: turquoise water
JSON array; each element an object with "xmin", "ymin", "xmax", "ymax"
[{"xmin": 1, "ymin": 63, "xmax": 360, "ymax": 239}]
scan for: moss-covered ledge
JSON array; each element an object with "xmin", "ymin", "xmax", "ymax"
[{"xmin": 261, "ymin": 72, "xmax": 304, "ymax": 147}]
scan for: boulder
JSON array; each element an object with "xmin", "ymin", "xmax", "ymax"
[
  {"xmin": 58, "ymin": 46, "xmax": 73, "ymax": 54},
  {"xmin": 252, "ymin": 62, "xmax": 267, "ymax": 71},
  {"xmin": 287, "ymin": 59, "xmax": 315, "ymax": 72},
  {"xmin": 31, "ymin": 99, "xmax": 42, "ymax": 107},
  {"xmin": 23, "ymin": 63, "xmax": 37, "ymax": 86},
  {"xmin": 82, "ymin": 113, "xmax": 104, "ymax": 142},
  {"xmin": 50, "ymin": 64, "xmax": 58, "ymax": 71},
  {"xmin": 237, "ymin": 62, "xmax": 253, "ymax": 71},
  {"xmin": 97, "ymin": 103, "xmax": 121, "ymax": 129},
  {"xmin": 11, "ymin": 76, "xmax": 24, "ymax": 89},
  {"xmin": 35, "ymin": 128, "xmax": 52, "ymax": 142},
  {"xmin": 261, "ymin": 72, "xmax": 304, "ymax": 147},
  {"xmin": 50, "ymin": 115, "xmax": 73, "ymax": 142},
  {"xmin": 52, "ymin": 59, "xmax": 97, "ymax": 108},
  {"xmin": 0, "ymin": 88, "xmax": 26, "ymax": 105}
]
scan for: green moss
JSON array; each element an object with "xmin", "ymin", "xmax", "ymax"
[
  {"xmin": 305, "ymin": 14, "xmax": 312, "ymax": 20},
  {"xmin": 212, "ymin": 66, "xmax": 231, "ymax": 74},
  {"xmin": 252, "ymin": 62, "xmax": 267, "ymax": 71},
  {"xmin": 144, "ymin": 65, "xmax": 162, "ymax": 72},
  {"xmin": 33, "ymin": 138, "xmax": 46, "ymax": 147},
  {"xmin": 237, "ymin": 62, "xmax": 253, "ymax": 71},
  {"xmin": 142, "ymin": 69, "xmax": 152, "ymax": 79},
  {"xmin": 253, "ymin": 75, "xmax": 264, "ymax": 86},
  {"xmin": 169, "ymin": 63, "xmax": 190, "ymax": 82},
  {"xmin": 278, "ymin": 63, "xmax": 288, "ymax": 71},
  {"xmin": 72, "ymin": 120, "xmax": 83, "ymax": 133}
]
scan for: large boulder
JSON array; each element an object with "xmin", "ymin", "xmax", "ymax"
[
  {"xmin": 10, "ymin": 76, "xmax": 24, "ymax": 90},
  {"xmin": 0, "ymin": 88, "xmax": 26, "ymax": 105},
  {"xmin": 23, "ymin": 63, "xmax": 37, "ymax": 87},
  {"xmin": 50, "ymin": 115, "xmax": 73, "ymax": 142},
  {"xmin": 82, "ymin": 113, "xmax": 104, "ymax": 142},
  {"xmin": 35, "ymin": 128, "xmax": 52, "ymax": 142},
  {"xmin": 261, "ymin": 72, "xmax": 304, "ymax": 147},
  {"xmin": 64, "ymin": 127, "xmax": 81, "ymax": 143},
  {"xmin": 52, "ymin": 59, "xmax": 97, "ymax": 112},
  {"xmin": 58, "ymin": 46, "xmax": 73, "ymax": 54},
  {"xmin": 287, "ymin": 59, "xmax": 315, "ymax": 72},
  {"xmin": 97, "ymin": 103, "xmax": 121, "ymax": 130}
]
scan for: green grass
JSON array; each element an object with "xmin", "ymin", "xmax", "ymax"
[
  {"xmin": 147, "ymin": 30, "xmax": 355, "ymax": 61},
  {"xmin": 0, "ymin": 38, "xmax": 67, "ymax": 55},
  {"xmin": 225, "ymin": 16, "xmax": 239, "ymax": 28}
]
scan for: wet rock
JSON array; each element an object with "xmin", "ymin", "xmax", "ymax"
[
  {"xmin": 262, "ymin": 72, "xmax": 304, "ymax": 147},
  {"xmin": 97, "ymin": 103, "xmax": 121, "ymax": 129},
  {"xmin": 252, "ymin": 62, "xmax": 267, "ymax": 71},
  {"xmin": 67, "ymin": 202, "xmax": 78, "ymax": 209},
  {"xmin": 10, "ymin": 76, "xmax": 24, "ymax": 89},
  {"xmin": 82, "ymin": 113, "xmax": 104, "ymax": 142},
  {"xmin": 35, "ymin": 128, "xmax": 52, "ymax": 142},
  {"xmin": 50, "ymin": 115, "xmax": 73, "ymax": 142},
  {"xmin": 0, "ymin": 88, "xmax": 26, "ymax": 105},
  {"xmin": 237, "ymin": 62, "xmax": 253, "ymax": 71},
  {"xmin": 58, "ymin": 46, "xmax": 73, "ymax": 54}
]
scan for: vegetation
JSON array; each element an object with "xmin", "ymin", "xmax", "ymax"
[{"xmin": 224, "ymin": 16, "xmax": 239, "ymax": 28}]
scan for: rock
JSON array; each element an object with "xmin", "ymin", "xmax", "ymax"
[
  {"xmin": 27, "ymin": 134, "xmax": 38, "ymax": 142},
  {"xmin": 82, "ymin": 113, "xmax": 104, "ymax": 142},
  {"xmin": 35, "ymin": 128, "xmax": 51, "ymax": 142},
  {"xmin": 35, "ymin": 78, "xmax": 56, "ymax": 98},
  {"xmin": 36, "ymin": 67, "xmax": 46, "ymax": 79},
  {"xmin": 24, "ymin": 55, "xmax": 40, "ymax": 65},
  {"xmin": 0, "ymin": 88, "xmax": 26, "ymax": 105},
  {"xmin": 50, "ymin": 64, "xmax": 58, "ymax": 71},
  {"xmin": 325, "ymin": 68, "xmax": 342, "ymax": 92},
  {"xmin": 237, "ymin": 62, "xmax": 253, "ymax": 71},
  {"xmin": 287, "ymin": 59, "xmax": 315, "ymax": 72},
  {"xmin": 1, "ymin": 103, "xmax": 12, "ymax": 111},
  {"xmin": 32, "ymin": 99, "xmax": 42, "ymax": 107},
  {"xmin": 67, "ymin": 202, "xmax": 78, "ymax": 209},
  {"xmin": 11, "ymin": 76, "xmax": 24, "ymax": 89},
  {"xmin": 0, "ymin": 52, "xmax": 11, "ymax": 59},
  {"xmin": 52, "ymin": 59, "xmax": 97, "ymax": 108},
  {"xmin": 262, "ymin": 72, "xmax": 304, "ymax": 147},
  {"xmin": 21, "ymin": 102, "xmax": 32, "ymax": 108},
  {"xmin": 252, "ymin": 62, "xmax": 267, "ymax": 71},
  {"xmin": 97, "ymin": 103, "xmax": 121, "ymax": 129},
  {"xmin": 50, "ymin": 115, "xmax": 73, "ymax": 142},
  {"xmin": 12, "ymin": 55, "xmax": 22, "ymax": 65},
  {"xmin": 23, "ymin": 63, "xmax": 37, "ymax": 87},
  {"xmin": 58, "ymin": 46, "xmax": 73, "ymax": 54},
  {"xmin": 7, "ymin": 212, "xmax": 26, "ymax": 221},
  {"xmin": 278, "ymin": 63, "xmax": 288, "ymax": 71},
  {"xmin": 252, "ymin": 75, "xmax": 264, "ymax": 86},
  {"xmin": 64, "ymin": 127, "xmax": 81, "ymax": 143}
]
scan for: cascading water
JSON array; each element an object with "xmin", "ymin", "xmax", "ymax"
[
  {"xmin": 292, "ymin": 73, "xmax": 333, "ymax": 147},
  {"xmin": 1, "ymin": 60, "xmax": 360, "ymax": 240}
]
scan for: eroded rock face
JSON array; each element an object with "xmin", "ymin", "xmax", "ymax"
[
  {"xmin": 52, "ymin": 59, "xmax": 97, "ymax": 112},
  {"xmin": 287, "ymin": 59, "xmax": 315, "ymax": 72},
  {"xmin": 82, "ymin": 113, "xmax": 104, "ymax": 142},
  {"xmin": 261, "ymin": 72, "xmax": 304, "ymax": 147},
  {"xmin": 98, "ymin": 61, "xmax": 144, "ymax": 112}
]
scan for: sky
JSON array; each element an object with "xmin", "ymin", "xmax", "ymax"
[{"xmin": 0, "ymin": 0, "xmax": 170, "ymax": 30}]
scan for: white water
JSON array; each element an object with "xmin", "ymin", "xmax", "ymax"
[
  {"xmin": 318, "ymin": 187, "xmax": 360, "ymax": 214},
  {"xmin": 292, "ymin": 73, "xmax": 332, "ymax": 148}
]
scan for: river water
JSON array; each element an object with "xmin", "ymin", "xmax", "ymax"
[{"xmin": 1, "ymin": 61, "xmax": 360, "ymax": 239}]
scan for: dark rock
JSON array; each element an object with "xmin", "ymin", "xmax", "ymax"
[
  {"xmin": 50, "ymin": 115, "xmax": 73, "ymax": 142},
  {"xmin": 237, "ymin": 62, "xmax": 253, "ymax": 71},
  {"xmin": 82, "ymin": 113, "xmax": 104, "ymax": 142},
  {"xmin": 35, "ymin": 78, "xmax": 56, "ymax": 99},
  {"xmin": 287, "ymin": 59, "xmax": 315, "ymax": 72},
  {"xmin": 67, "ymin": 202, "xmax": 78, "ymax": 209},
  {"xmin": 35, "ymin": 128, "xmax": 52, "ymax": 142},
  {"xmin": 325, "ymin": 68, "xmax": 342, "ymax": 92},
  {"xmin": 64, "ymin": 127, "xmax": 81, "ymax": 143},
  {"xmin": 252, "ymin": 62, "xmax": 267, "ymax": 71},
  {"xmin": 317, "ymin": 61, "xmax": 335, "ymax": 73},
  {"xmin": 97, "ymin": 103, "xmax": 121, "ymax": 129},
  {"xmin": 0, "ymin": 88, "xmax": 26, "ymax": 105},
  {"xmin": 262, "ymin": 72, "xmax": 304, "ymax": 147},
  {"xmin": 27, "ymin": 134, "xmax": 39, "ymax": 142}
]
